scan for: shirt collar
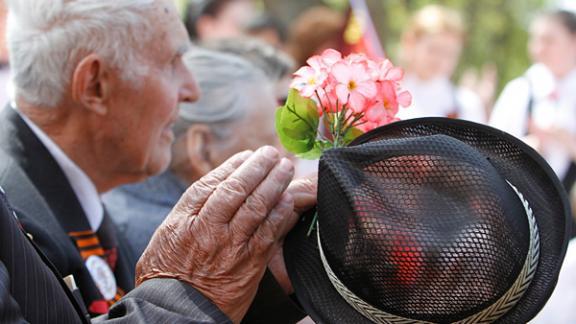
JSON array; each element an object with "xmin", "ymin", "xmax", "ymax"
[{"xmin": 13, "ymin": 106, "xmax": 103, "ymax": 231}]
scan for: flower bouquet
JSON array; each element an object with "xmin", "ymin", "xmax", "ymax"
[
  {"xmin": 275, "ymin": 49, "xmax": 411, "ymax": 160},
  {"xmin": 275, "ymin": 49, "xmax": 411, "ymax": 234}
]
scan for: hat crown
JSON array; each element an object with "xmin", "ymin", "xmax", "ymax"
[{"xmin": 318, "ymin": 135, "xmax": 530, "ymax": 322}]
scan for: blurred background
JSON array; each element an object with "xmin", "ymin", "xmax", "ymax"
[
  {"xmin": 265, "ymin": 0, "xmax": 542, "ymax": 93},
  {"xmin": 175, "ymin": 0, "xmax": 572, "ymax": 93},
  {"xmin": 169, "ymin": 0, "xmax": 576, "ymax": 221}
]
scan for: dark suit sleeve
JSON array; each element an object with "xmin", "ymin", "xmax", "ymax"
[
  {"xmin": 242, "ymin": 270, "xmax": 306, "ymax": 324},
  {"xmin": 93, "ymin": 279, "xmax": 231, "ymax": 324},
  {"xmin": 0, "ymin": 261, "xmax": 27, "ymax": 324}
]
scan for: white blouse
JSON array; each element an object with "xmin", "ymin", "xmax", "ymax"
[
  {"xmin": 397, "ymin": 74, "xmax": 485, "ymax": 123},
  {"xmin": 490, "ymin": 64, "xmax": 576, "ymax": 180}
]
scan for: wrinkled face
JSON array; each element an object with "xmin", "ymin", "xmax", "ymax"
[
  {"xmin": 209, "ymin": 84, "xmax": 279, "ymax": 168},
  {"xmin": 529, "ymin": 17, "xmax": 576, "ymax": 77},
  {"xmin": 408, "ymin": 32, "xmax": 463, "ymax": 80},
  {"xmin": 103, "ymin": 0, "xmax": 198, "ymax": 181}
]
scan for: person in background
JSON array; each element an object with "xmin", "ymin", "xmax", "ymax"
[
  {"xmin": 490, "ymin": 10, "xmax": 576, "ymax": 195},
  {"xmin": 0, "ymin": 2, "xmax": 11, "ymax": 106},
  {"xmin": 103, "ymin": 50, "xmax": 306, "ymax": 323},
  {"xmin": 245, "ymin": 14, "xmax": 288, "ymax": 49},
  {"xmin": 202, "ymin": 37, "xmax": 294, "ymax": 103},
  {"xmin": 286, "ymin": 6, "xmax": 345, "ymax": 68},
  {"xmin": 184, "ymin": 0, "xmax": 256, "ymax": 42},
  {"xmin": 397, "ymin": 5, "xmax": 485, "ymax": 123}
]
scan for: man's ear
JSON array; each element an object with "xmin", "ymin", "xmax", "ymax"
[
  {"xmin": 71, "ymin": 54, "xmax": 110, "ymax": 115},
  {"xmin": 185, "ymin": 124, "xmax": 215, "ymax": 177}
]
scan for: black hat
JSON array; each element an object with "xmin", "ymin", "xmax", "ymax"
[{"xmin": 284, "ymin": 118, "xmax": 572, "ymax": 323}]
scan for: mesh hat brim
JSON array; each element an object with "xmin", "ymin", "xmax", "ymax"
[{"xmin": 284, "ymin": 118, "xmax": 572, "ymax": 324}]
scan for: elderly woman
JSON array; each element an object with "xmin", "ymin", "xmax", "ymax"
[
  {"xmin": 202, "ymin": 37, "xmax": 295, "ymax": 103},
  {"xmin": 103, "ymin": 49, "xmax": 281, "ymax": 257}
]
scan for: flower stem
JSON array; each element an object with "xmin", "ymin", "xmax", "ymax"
[{"xmin": 306, "ymin": 211, "xmax": 319, "ymax": 237}]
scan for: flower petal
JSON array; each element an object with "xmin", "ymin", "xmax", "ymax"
[
  {"xmin": 307, "ymin": 55, "xmax": 325, "ymax": 71},
  {"xmin": 357, "ymin": 81, "xmax": 378, "ymax": 99},
  {"xmin": 321, "ymin": 49, "xmax": 343, "ymax": 66},
  {"xmin": 331, "ymin": 62, "xmax": 352, "ymax": 83},
  {"xmin": 348, "ymin": 92, "xmax": 367, "ymax": 113},
  {"xmin": 386, "ymin": 67, "xmax": 404, "ymax": 81},
  {"xmin": 397, "ymin": 91, "xmax": 413, "ymax": 107},
  {"xmin": 335, "ymin": 84, "xmax": 350, "ymax": 105}
]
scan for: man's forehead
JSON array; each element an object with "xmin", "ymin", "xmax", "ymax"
[{"xmin": 146, "ymin": 1, "xmax": 189, "ymax": 50}]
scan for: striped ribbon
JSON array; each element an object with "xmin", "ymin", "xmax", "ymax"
[{"xmin": 69, "ymin": 230, "xmax": 124, "ymax": 306}]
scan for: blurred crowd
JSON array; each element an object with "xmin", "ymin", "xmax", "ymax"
[{"xmin": 0, "ymin": 0, "xmax": 575, "ymax": 323}]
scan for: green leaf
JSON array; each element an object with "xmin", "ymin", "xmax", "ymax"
[
  {"xmin": 296, "ymin": 140, "xmax": 331, "ymax": 160},
  {"xmin": 275, "ymin": 89, "xmax": 320, "ymax": 155},
  {"xmin": 343, "ymin": 127, "xmax": 364, "ymax": 145}
]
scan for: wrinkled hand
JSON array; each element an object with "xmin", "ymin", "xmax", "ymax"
[
  {"xmin": 268, "ymin": 175, "xmax": 318, "ymax": 295},
  {"xmin": 136, "ymin": 147, "xmax": 297, "ymax": 323}
]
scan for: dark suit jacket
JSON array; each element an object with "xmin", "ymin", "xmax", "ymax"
[
  {"xmin": 0, "ymin": 108, "xmax": 137, "ymax": 316},
  {"xmin": 0, "ymin": 185, "xmax": 231, "ymax": 323},
  {"xmin": 0, "ymin": 108, "xmax": 305, "ymax": 323}
]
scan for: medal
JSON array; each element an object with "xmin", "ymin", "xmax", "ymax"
[{"xmin": 85, "ymin": 255, "xmax": 117, "ymax": 300}]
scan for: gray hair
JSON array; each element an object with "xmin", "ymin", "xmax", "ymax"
[
  {"xmin": 202, "ymin": 37, "xmax": 294, "ymax": 82},
  {"xmin": 6, "ymin": 0, "xmax": 156, "ymax": 107},
  {"xmin": 174, "ymin": 48, "xmax": 270, "ymax": 137}
]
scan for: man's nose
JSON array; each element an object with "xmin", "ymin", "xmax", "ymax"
[{"xmin": 180, "ymin": 72, "xmax": 200, "ymax": 103}]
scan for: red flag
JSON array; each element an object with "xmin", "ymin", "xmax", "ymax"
[{"xmin": 340, "ymin": 0, "xmax": 385, "ymax": 59}]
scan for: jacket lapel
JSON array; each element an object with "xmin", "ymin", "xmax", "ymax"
[{"xmin": 0, "ymin": 107, "xmax": 90, "ymax": 232}]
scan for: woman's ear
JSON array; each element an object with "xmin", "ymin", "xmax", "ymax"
[
  {"xmin": 71, "ymin": 54, "xmax": 110, "ymax": 115},
  {"xmin": 185, "ymin": 124, "xmax": 215, "ymax": 177}
]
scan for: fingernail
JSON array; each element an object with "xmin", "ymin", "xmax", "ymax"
[
  {"xmin": 261, "ymin": 146, "xmax": 279, "ymax": 159},
  {"xmin": 279, "ymin": 158, "xmax": 293, "ymax": 173}
]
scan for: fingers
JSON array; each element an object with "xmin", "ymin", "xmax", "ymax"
[
  {"xmin": 249, "ymin": 192, "xmax": 298, "ymax": 257},
  {"xmin": 229, "ymin": 158, "xmax": 294, "ymax": 238},
  {"xmin": 268, "ymin": 246, "xmax": 293, "ymax": 294},
  {"xmin": 173, "ymin": 150, "xmax": 253, "ymax": 217},
  {"xmin": 198, "ymin": 146, "xmax": 281, "ymax": 224},
  {"xmin": 286, "ymin": 175, "xmax": 318, "ymax": 215}
]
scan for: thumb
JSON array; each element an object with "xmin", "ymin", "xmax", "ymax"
[{"xmin": 286, "ymin": 175, "xmax": 318, "ymax": 215}]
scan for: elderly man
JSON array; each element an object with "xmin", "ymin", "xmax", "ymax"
[
  {"xmin": 0, "ymin": 0, "xmax": 315, "ymax": 322},
  {"xmin": 104, "ymin": 49, "xmax": 284, "ymax": 257},
  {"xmin": 103, "ymin": 49, "xmax": 305, "ymax": 322}
]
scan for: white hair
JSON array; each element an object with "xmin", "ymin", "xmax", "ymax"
[
  {"xmin": 173, "ymin": 48, "xmax": 271, "ymax": 138},
  {"xmin": 6, "ymin": 0, "xmax": 156, "ymax": 107}
]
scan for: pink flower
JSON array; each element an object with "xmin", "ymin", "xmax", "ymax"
[
  {"xmin": 331, "ymin": 61, "xmax": 377, "ymax": 113},
  {"xmin": 291, "ymin": 65, "xmax": 327, "ymax": 98},
  {"xmin": 397, "ymin": 90, "xmax": 412, "ymax": 107},
  {"xmin": 378, "ymin": 81, "xmax": 412, "ymax": 115},
  {"xmin": 319, "ymin": 49, "xmax": 342, "ymax": 66},
  {"xmin": 291, "ymin": 52, "xmax": 338, "ymax": 98},
  {"xmin": 283, "ymin": 48, "xmax": 412, "ymax": 147},
  {"xmin": 377, "ymin": 59, "xmax": 404, "ymax": 82}
]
